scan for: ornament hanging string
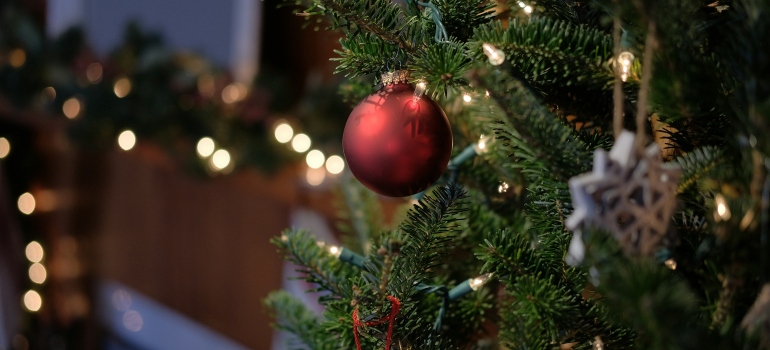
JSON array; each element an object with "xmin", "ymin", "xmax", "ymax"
[
  {"xmin": 611, "ymin": 2, "xmax": 625, "ymax": 138},
  {"xmin": 352, "ymin": 295, "xmax": 402, "ymax": 350}
]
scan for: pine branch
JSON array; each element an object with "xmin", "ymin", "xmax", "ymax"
[
  {"xmin": 318, "ymin": 0, "xmax": 419, "ymax": 52},
  {"xmin": 264, "ymin": 291, "xmax": 330, "ymax": 350},
  {"xmin": 675, "ymin": 146, "xmax": 724, "ymax": 194},
  {"xmin": 272, "ymin": 229, "xmax": 357, "ymax": 301}
]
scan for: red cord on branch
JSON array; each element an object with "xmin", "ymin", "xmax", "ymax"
[{"xmin": 352, "ymin": 295, "xmax": 401, "ymax": 350}]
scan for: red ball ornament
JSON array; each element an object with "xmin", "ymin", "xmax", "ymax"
[{"xmin": 343, "ymin": 82, "xmax": 453, "ymax": 197}]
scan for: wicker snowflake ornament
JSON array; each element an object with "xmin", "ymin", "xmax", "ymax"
[{"xmin": 565, "ymin": 131, "xmax": 681, "ymax": 257}]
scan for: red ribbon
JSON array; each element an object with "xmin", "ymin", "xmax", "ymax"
[{"xmin": 352, "ymin": 295, "xmax": 401, "ymax": 350}]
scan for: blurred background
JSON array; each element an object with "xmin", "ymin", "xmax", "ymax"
[{"xmin": 0, "ymin": 0, "xmax": 403, "ymax": 349}]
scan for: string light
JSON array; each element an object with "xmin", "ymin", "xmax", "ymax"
[
  {"xmin": 211, "ymin": 149, "xmax": 231, "ymax": 170},
  {"xmin": 23, "ymin": 290, "xmax": 42, "ymax": 312},
  {"xmin": 196, "ymin": 137, "xmax": 215, "ymax": 158},
  {"xmin": 9, "ymin": 49, "xmax": 26, "ymax": 68},
  {"xmin": 18, "ymin": 192, "xmax": 35, "ymax": 215},
  {"xmin": 664, "ymin": 258, "xmax": 677, "ymax": 270},
  {"xmin": 29, "ymin": 263, "xmax": 47, "ymax": 284},
  {"xmin": 518, "ymin": 1, "xmax": 526, "ymax": 7},
  {"xmin": 0, "ymin": 137, "xmax": 10, "ymax": 158},
  {"xmin": 498, "ymin": 182, "xmax": 509, "ymax": 193},
  {"xmin": 63, "ymin": 98, "xmax": 82, "ymax": 119},
  {"xmin": 274, "ymin": 123, "xmax": 294, "ymax": 143},
  {"xmin": 715, "ymin": 194, "xmax": 731, "ymax": 221},
  {"xmin": 594, "ymin": 336, "xmax": 604, "ymax": 350},
  {"xmin": 462, "ymin": 93, "xmax": 472, "ymax": 103},
  {"xmin": 474, "ymin": 134, "xmax": 492, "ymax": 154},
  {"xmin": 413, "ymin": 81, "xmax": 427, "ymax": 103},
  {"xmin": 86, "ymin": 62, "xmax": 103, "ymax": 84},
  {"xmin": 306, "ymin": 150, "xmax": 325, "ymax": 169},
  {"xmin": 117, "ymin": 130, "xmax": 136, "ymax": 151},
  {"xmin": 524, "ymin": 5, "xmax": 533, "ymax": 14},
  {"xmin": 617, "ymin": 51, "xmax": 634, "ymax": 82},
  {"xmin": 292, "ymin": 134, "xmax": 311, "ymax": 153},
  {"xmin": 25, "ymin": 241, "xmax": 44, "ymax": 263},
  {"xmin": 482, "ymin": 43, "xmax": 505, "ymax": 66},
  {"xmin": 469, "ymin": 273, "xmax": 493, "ymax": 291},
  {"xmin": 114, "ymin": 77, "xmax": 132, "ymax": 98},
  {"xmin": 326, "ymin": 155, "xmax": 345, "ymax": 174}
]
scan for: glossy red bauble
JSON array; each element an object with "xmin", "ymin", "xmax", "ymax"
[{"xmin": 342, "ymin": 83, "xmax": 453, "ymax": 197}]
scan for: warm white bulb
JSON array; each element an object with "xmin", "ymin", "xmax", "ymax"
[
  {"xmin": 524, "ymin": 5, "xmax": 533, "ymax": 14},
  {"xmin": 292, "ymin": 134, "xmax": 311, "ymax": 153},
  {"xmin": 23, "ymin": 290, "xmax": 42, "ymax": 312},
  {"xmin": 469, "ymin": 273, "xmax": 493, "ymax": 291},
  {"xmin": 715, "ymin": 194, "xmax": 731, "ymax": 221},
  {"xmin": 62, "ymin": 98, "xmax": 81, "ymax": 119},
  {"xmin": 306, "ymin": 150, "xmax": 325, "ymax": 169},
  {"xmin": 328, "ymin": 245, "xmax": 342, "ymax": 258},
  {"xmin": 518, "ymin": 1, "xmax": 526, "ymax": 7},
  {"xmin": 211, "ymin": 149, "xmax": 231, "ymax": 170},
  {"xmin": 117, "ymin": 130, "xmax": 136, "ymax": 151},
  {"xmin": 413, "ymin": 81, "xmax": 427, "ymax": 103},
  {"xmin": 498, "ymin": 182, "xmax": 509, "ymax": 193},
  {"xmin": 664, "ymin": 258, "xmax": 677, "ymax": 270},
  {"xmin": 274, "ymin": 123, "xmax": 294, "ymax": 143},
  {"xmin": 482, "ymin": 43, "xmax": 505, "ymax": 66},
  {"xmin": 325, "ymin": 155, "xmax": 345, "ymax": 174},
  {"xmin": 25, "ymin": 241, "xmax": 44, "ymax": 263},
  {"xmin": 462, "ymin": 94, "xmax": 472, "ymax": 103},
  {"xmin": 196, "ymin": 137, "xmax": 215, "ymax": 158},
  {"xmin": 0, "ymin": 137, "xmax": 9, "ymax": 158},
  {"xmin": 18, "ymin": 192, "xmax": 35, "ymax": 215}
]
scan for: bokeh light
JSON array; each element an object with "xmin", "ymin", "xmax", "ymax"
[
  {"xmin": 212, "ymin": 149, "xmax": 231, "ymax": 170},
  {"xmin": 29, "ymin": 263, "xmax": 47, "ymax": 284},
  {"xmin": 63, "ymin": 98, "xmax": 81, "ymax": 119},
  {"xmin": 306, "ymin": 150, "xmax": 325, "ymax": 169},
  {"xmin": 86, "ymin": 62, "xmax": 103, "ymax": 84},
  {"xmin": 196, "ymin": 137, "xmax": 215, "ymax": 158},
  {"xmin": 221, "ymin": 83, "xmax": 248, "ymax": 103},
  {"xmin": 114, "ymin": 78, "xmax": 132, "ymax": 98},
  {"xmin": 306, "ymin": 167, "xmax": 326, "ymax": 186},
  {"xmin": 117, "ymin": 130, "xmax": 136, "ymax": 151},
  {"xmin": 325, "ymin": 155, "xmax": 345, "ymax": 174},
  {"xmin": 9, "ymin": 49, "xmax": 26, "ymax": 68},
  {"xmin": 112, "ymin": 289, "xmax": 132, "ymax": 311},
  {"xmin": 25, "ymin": 241, "xmax": 44, "ymax": 263},
  {"xmin": 0, "ymin": 137, "xmax": 10, "ymax": 158},
  {"xmin": 274, "ymin": 123, "xmax": 293, "ymax": 143},
  {"xmin": 18, "ymin": 192, "xmax": 35, "ymax": 215},
  {"xmin": 292, "ymin": 134, "xmax": 311, "ymax": 153},
  {"xmin": 23, "ymin": 290, "xmax": 42, "ymax": 312},
  {"xmin": 123, "ymin": 310, "xmax": 143, "ymax": 332}
]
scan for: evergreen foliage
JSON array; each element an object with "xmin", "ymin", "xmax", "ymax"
[{"xmin": 267, "ymin": 0, "xmax": 770, "ymax": 348}]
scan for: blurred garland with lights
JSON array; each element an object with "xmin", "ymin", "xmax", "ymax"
[{"xmin": 0, "ymin": 4, "xmax": 350, "ymax": 177}]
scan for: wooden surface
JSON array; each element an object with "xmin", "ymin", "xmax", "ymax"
[{"xmin": 95, "ymin": 143, "xmax": 295, "ymax": 349}]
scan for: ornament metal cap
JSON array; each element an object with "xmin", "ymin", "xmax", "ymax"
[{"xmin": 380, "ymin": 70, "xmax": 410, "ymax": 86}]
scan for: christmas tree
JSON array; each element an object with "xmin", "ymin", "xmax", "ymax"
[{"xmin": 265, "ymin": 0, "xmax": 770, "ymax": 349}]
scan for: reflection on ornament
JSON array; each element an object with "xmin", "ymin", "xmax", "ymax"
[
  {"xmin": 343, "ymin": 83, "xmax": 452, "ymax": 197},
  {"xmin": 413, "ymin": 81, "xmax": 427, "ymax": 103},
  {"xmin": 566, "ymin": 131, "xmax": 681, "ymax": 256}
]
